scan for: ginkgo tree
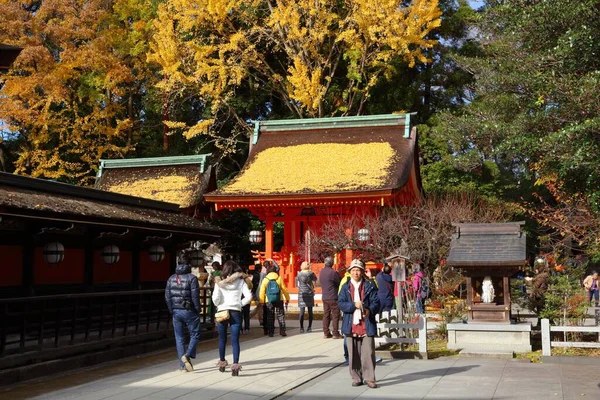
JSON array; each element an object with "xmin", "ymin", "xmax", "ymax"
[
  {"xmin": 149, "ymin": 0, "xmax": 442, "ymax": 152},
  {"xmin": 0, "ymin": 0, "xmax": 160, "ymax": 184}
]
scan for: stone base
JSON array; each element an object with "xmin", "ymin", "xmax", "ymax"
[
  {"xmin": 447, "ymin": 322, "xmax": 532, "ymax": 354},
  {"xmin": 458, "ymin": 350, "xmax": 514, "ymax": 359}
]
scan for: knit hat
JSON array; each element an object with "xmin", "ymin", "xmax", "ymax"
[{"xmin": 347, "ymin": 259, "xmax": 365, "ymax": 271}]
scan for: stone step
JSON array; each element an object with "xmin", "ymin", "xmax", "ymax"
[{"xmin": 458, "ymin": 349, "xmax": 514, "ymax": 359}]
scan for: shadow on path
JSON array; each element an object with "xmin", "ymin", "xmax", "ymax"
[{"xmin": 377, "ymin": 365, "xmax": 479, "ymax": 387}]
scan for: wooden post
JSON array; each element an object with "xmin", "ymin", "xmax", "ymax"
[
  {"xmin": 466, "ymin": 277, "xmax": 473, "ymax": 321},
  {"xmin": 398, "ymin": 258, "xmax": 405, "ymax": 326},
  {"xmin": 504, "ymin": 276, "xmax": 510, "ymax": 321}
]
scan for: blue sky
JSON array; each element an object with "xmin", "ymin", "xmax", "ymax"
[{"xmin": 469, "ymin": 0, "xmax": 485, "ymax": 9}]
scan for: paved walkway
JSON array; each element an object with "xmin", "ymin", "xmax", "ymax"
[{"xmin": 3, "ymin": 321, "xmax": 600, "ymax": 400}]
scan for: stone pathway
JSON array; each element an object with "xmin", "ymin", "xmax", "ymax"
[{"xmin": 3, "ymin": 320, "xmax": 600, "ymax": 400}]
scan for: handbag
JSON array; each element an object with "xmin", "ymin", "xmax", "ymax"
[{"xmin": 215, "ymin": 309, "xmax": 230, "ymax": 323}]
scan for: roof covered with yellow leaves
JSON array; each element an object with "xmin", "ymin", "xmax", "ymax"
[
  {"xmin": 95, "ymin": 155, "xmax": 216, "ymax": 208},
  {"xmin": 207, "ymin": 114, "xmax": 421, "ymax": 199}
]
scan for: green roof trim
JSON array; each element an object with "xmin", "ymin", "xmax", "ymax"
[
  {"xmin": 252, "ymin": 121, "xmax": 260, "ymax": 145},
  {"xmin": 256, "ymin": 113, "xmax": 416, "ymax": 132},
  {"xmin": 98, "ymin": 154, "xmax": 211, "ymax": 178},
  {"xmin": 404, "ymin": 114, "xmax": 411, "ymax": 138}
]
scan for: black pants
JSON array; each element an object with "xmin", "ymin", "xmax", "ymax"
[
  {"xmin": 242, "ymin": 303, "xmax": 251, "ymax": 330},
  {"xmin": 264, "ymin": 302, "xmax": 286, "ymax": 335},
  {"xmin": 299, "ymin": 306, "xmax": 313, "ymax": 329}
]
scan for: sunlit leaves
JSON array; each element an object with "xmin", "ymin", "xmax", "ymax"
[{"xmin": 149, "ymin": 0, "xmax": 441, "ymax": 146}]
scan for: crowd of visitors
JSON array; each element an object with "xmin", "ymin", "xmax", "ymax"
[{"xmin": 165, "ymin": 251, "xmax": 428, "ymax": 387}]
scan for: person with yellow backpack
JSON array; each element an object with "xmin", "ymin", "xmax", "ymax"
[{"xmin": 259, "ymin": 260, "xmax": 290, "ymax": 337}]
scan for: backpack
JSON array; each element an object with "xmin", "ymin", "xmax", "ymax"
[
  {"xmin": 419, "ymin": 276, "xmax": 432, "ymax": 299},
  {"xmin": 265, "ymin": 277, "xmax": 281, "ymax": 303}
]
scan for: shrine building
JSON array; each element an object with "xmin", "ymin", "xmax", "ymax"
[{"xmin": 204, "ymin": 113, "xmax": 424, "ymax": 288}]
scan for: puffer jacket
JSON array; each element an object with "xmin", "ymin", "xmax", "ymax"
[
  {"xmin": 258, "ymin": 272, "xmax": 290, "ymax": 304},
  {"xmin": 296, "ymin": 270, "xmax": 317, "ymax": 308},
  {"xmin": 338, "ymin": 278, "xmax": 381, "ymax": 337},
  {"xmin": 165, "ymin": 264, "xmax": 200, "ymax": 314},
  {"xmin": 376, "ymin": 271, "xmax": 395, "ymax": 312},
  {"xmin": 212, "ymin": 272, "xmax": 252, "ymax": 312}
]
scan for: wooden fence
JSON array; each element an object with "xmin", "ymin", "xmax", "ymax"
[
  {"xmin": 541, "ymin": 318, "xmax": 600, "ymax": 356},
  {"xmin": 375, "ymin": 310, "xmax": 427, "ymax": 356}
]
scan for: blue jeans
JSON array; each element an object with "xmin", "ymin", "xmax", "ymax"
[
  {"xmin": 416, "ymin": 297, "xmax": 423, "ymax": 314},
  {"xmin": 590, "ymin": 289, "xmax": 599, "ymax": 305},
  {"xmin": 217, "ymin": 310, "xmax": 242, "ymax": 363},
  {"xmin": 172, "ymin": 309, "xmax": 200, "ymax": 369},
  {"xmin": 343, "ymin": 336, "xmax": 348, "ymax": 361}
]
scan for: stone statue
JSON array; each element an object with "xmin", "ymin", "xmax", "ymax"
[{"xmin": 481, "ymin": 276, "xmax": 495, "ymax": 303}]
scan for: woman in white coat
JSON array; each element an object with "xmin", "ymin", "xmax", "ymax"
[{"xmin": 212, "ymin": 260, "xmax": 252, "ymax": 376}]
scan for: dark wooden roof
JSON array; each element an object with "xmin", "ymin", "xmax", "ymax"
[
  {"xmin": 447, "ymin": 222, "xmax": 526, "ymax": 267},
  {"xmin": 95, "ymin": 155, "xmax": 216, "ymax": 208},
  {"xmin": 0, "ymin": 172, "xmax": 224, "ymax": 237},
  {"xmin": 206, "ymin": 114, "xmax": 423, "ymax": 201},
  {"xmin": 0, "ymin": 44, "xmax": 22, "ymax": 71}
]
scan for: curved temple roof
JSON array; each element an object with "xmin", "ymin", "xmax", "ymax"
[
  {"xmin": 447, "ymin": 222, "xmax": 527, "ymax": 267},
  {"xmin": 206, "ymin": 114, "xmax": 423, "ymax": 205},
  {"xmin": 95, "ymin": 155, "xmax": 215, "ymax": 208}
]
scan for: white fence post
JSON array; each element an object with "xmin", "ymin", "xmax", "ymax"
[
  {"xmin": 418, "ymin": 315, "xmax": 427, "ymax": 354},
  {"xmin": 541, "ymin": 318, "xmax": 551, "ymax": 356}
]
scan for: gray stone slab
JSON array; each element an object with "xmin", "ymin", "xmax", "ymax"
[
  {"xmin": 448, "ymin": 322, "xmax": 532, "ymax": 332},
  {"xmin": 9, "ymin": 324, "xmax": 600, "ymax": 400}
]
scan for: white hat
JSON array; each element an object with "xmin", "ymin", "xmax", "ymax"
[{"xmin": 347, "ymin": 259, "xmax": 365, "ymax": 271}]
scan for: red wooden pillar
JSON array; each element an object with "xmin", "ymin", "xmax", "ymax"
[{"xmin": 265, "ymin": 218, "xmax": 273, "ymax": 259}]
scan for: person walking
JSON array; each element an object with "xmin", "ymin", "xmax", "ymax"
[
  {"xmin": 256, "ymin": 262, "xmax": 267, "ymax": 327},
  {"xmin": 211, "ymin": 260, "xmax": 252, "ymax": 376},
  {"xmin": 165, "ymin": 252, "xmax": 201, "ymax": 373},
  {"xmin": 339, "ymin": 259, "xmax": 381, "ymax": 389},
  {"xmin": 296, "ymin": 261, "xmax": 317, "ymax": 333},
  {"xmin": 241, "ymin": 265, "xmax": 254, "ymax": 334},
  {"xmin": 412, "ymin": 263, "xmax": 425, "ymax": 314},
  {"xmin": 259, "ymin": 260, "xmax": 290, "ymax": 337},
  {"xmin": 319, "ymin": 256, "xmax": 342, "ymax": 339},
  {"xmin": 376, "ymin": 265, "xmax": 395, "ymax": 312},
  {"xmin": 583, "ymin": 271, "xmax": 599, "ymax": 307}
]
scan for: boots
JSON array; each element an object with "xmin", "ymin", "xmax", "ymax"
[
  {"xmin": 217, "ymin": 360, "xmax": 228, "ymax": 373},
  {"xmin": 280, "ymin": 329, "xmax": 287, "ymax": 337},
  {"xmin": 231, "ymin": 363, "xmax": 242, "ymax": 377}
]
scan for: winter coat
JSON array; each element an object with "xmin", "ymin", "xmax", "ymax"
[
  {"xmin": 413, "ymin": 271, "xmax": 424, "ymax": 299},
  {"xmin": 256, "ymin": 267, "xmax": 267, "ymax": 298},
  {"xmin": 376, "ymin": 271, "xmax": 395, "ymax": 312},
  {"xmin": 338, "ymin": 278, "xmax": 380, "ymax": 337},
  {"xmin": 584, "ymin": 275, "xmax": 599, "ymax": 291},
  {"xmin": 296, "ymin": 271, "xmax": 317, "ymax": 308},
  {"xmin": 258, "ymin": 272, "xmax": 290, "ymax": 304},
  {"xmin": 319, "ymin": 266, "xmax": 341, "ymax": 301},
  {"xmin": 165, "ymin": 264, "xmax": 200, "ymax": 314},
  {"xmin": 212, "ymin": 272, "xmax": 252, "ymax": 312}
]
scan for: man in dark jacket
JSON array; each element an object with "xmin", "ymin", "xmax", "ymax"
[
  {"xmin": 319, "ymin": 256, "xmax": 342, "ymax": 339},
  {"xmin": 165, "ymin": 251, "xmax": 201, "ymax": 372},
  {"xmin": 339, "ymin": 259, "xmax": 381, "ymax": 389},
  {"xmin": 376, "ymin": 265, "xmax": 395, "ymax": 312}
]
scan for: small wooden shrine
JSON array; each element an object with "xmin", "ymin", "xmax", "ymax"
[
  {"xmin": 447, "ymin": 222, "xmax": 526, "ymax": 322},
  {"xmin": 204, "ymin": 114, "xmax": 424, "ymax": 288}
]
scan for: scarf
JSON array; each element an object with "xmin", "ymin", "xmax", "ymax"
[{"xmin": 350, "ymin": 280, "xmax": 363, "ymax": 325}]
